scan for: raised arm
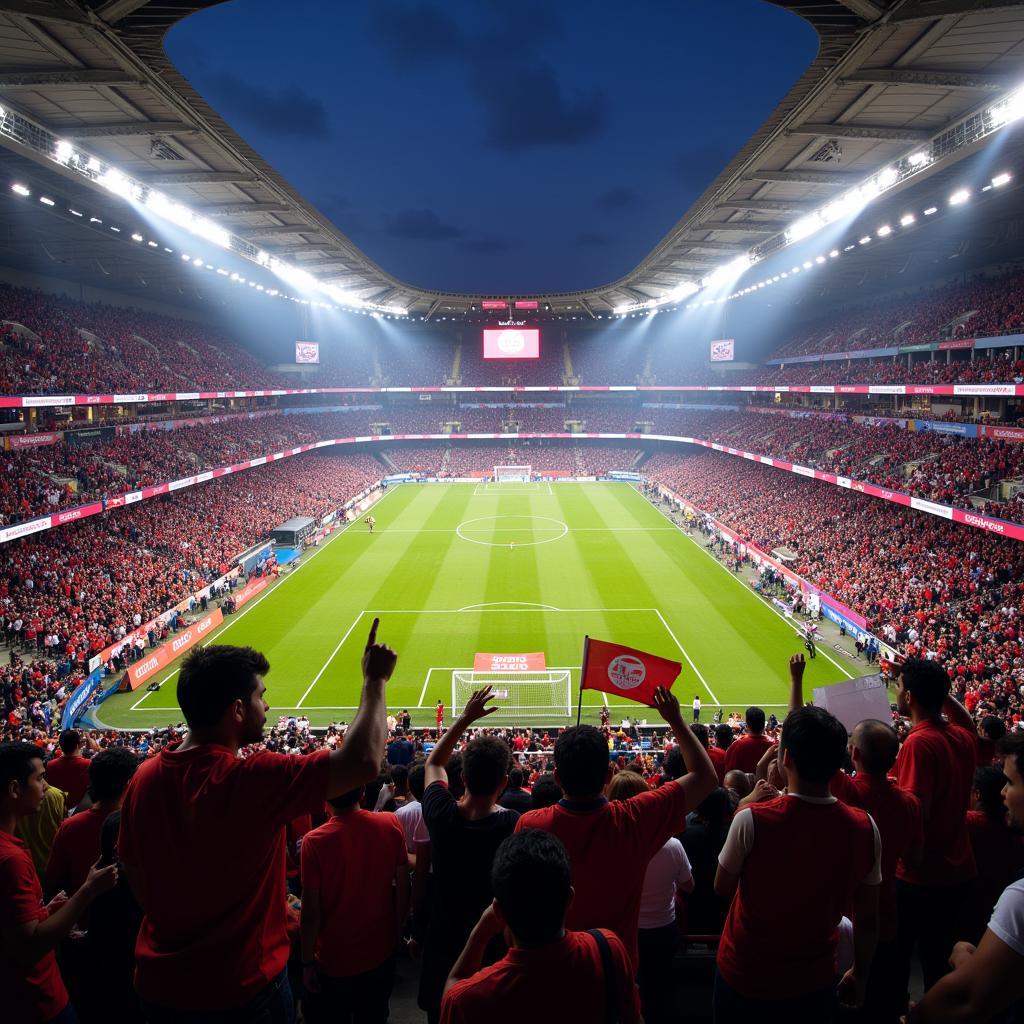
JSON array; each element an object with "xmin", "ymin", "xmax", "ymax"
[
  {"xmin": 326, "ymin": 617, "xmax": 396, "ymax": 800},
  {"xmin": 652, "ymin": 688, "xmax": 716, "ymax": 808},
  {"xmin": 788, "ymin": 653, "xmax": 806, "ymax": 714},
  {"xmin": 425, "ymin": 687, "xmax": 496, "ymax": 789},
  {"xmin": 942, "ymin": 691, "xmax": 975, "ymax": 735}
]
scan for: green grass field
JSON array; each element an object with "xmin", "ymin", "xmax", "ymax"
[{"xmin": 98, "ymin": 481, "xmax": 856, "ymax": 729}]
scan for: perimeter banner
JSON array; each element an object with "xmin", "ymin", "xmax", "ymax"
[
  {"xmin": 122, "ymin": 609, "xmax": 223, "ymax": 690},
  {"xmin": 473, "ymin": 652, "xmax": 547, "ymax": 672}
]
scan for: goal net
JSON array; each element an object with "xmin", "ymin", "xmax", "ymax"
[
  {"xmin": 452, "ymin": 670, "xmax": 572, "ymax": 723},
  {"xmin": 494, "ymin": 464, "xmax": 532, "ymax": 483}
]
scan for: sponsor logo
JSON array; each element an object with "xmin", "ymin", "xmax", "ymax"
[
  {"xmin": 197, "ymin": 617, "xmax": 215, "ymax": 635},
  {"xmin": 172, "ymin": 630, "xmax": 195, "ymax": 653},
  {"xmin": 964, "ymin": 513, "xmax": 1005, "ymax": 534},
  {"xmin": 497, "ymin": 319, "xmax": 527, "ymax": 327},
  {"xmin": 133, "ymin": 656, "xmax": 159, "ymax": 678},
  {"xmin": 880, "ymin": 490, "xmax": 896, "ymax": 500},
  {"xmin": 607, "ymin": 655, "xmax": 646, "ymax": 690}
]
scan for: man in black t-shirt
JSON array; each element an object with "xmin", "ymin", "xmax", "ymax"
[
  {"xmin": 387, "ymin": 728, "xmax": 414, "ymax": 767},
  {"xmin": 418, "ymin": 688, "xmax": 516, "ymax": 1024},
  {"xmin": 498, "ymin": 768, "xmax": 533, "ymax": 814}
]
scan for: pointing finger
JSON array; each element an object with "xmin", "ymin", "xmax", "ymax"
[{"xmin": 366, "ymin": 616, "xmax": 380, "ymax": 649}]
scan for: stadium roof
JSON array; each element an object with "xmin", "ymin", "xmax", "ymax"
[{"xmin": 0, "ymin": 0, "xmax": 1022, "ymax": 318}]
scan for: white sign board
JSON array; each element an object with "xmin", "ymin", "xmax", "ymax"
[{"xmin": 812, "ymin": 673, "xmax": 892, "ymax": 735}]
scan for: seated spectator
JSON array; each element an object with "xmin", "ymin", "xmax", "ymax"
[
  {"xmin": 0, "ymin": 741, "xmax": 117, "ymax": 1024},
  {"xmin": 607, "ymin": 769, "xmax": 693, "ymax": 1024},
  {"xmin": 723, "ymin": 706, "xmax": 772, "ymax": 773},
  {"xmin": 117, "ymin": 621, "xmax": 395, "ymax": 1020},
  {"xmin": 515, "ymin": 688, "xmax": 716, "ymax": 972},
  {"xmin": 907, "ymin": 731, "xmax": 1024, "ymax": 1022},
  {"xmin": 299, "ymin": 782, "xmax": 410, "ymax": 1023},
  {"xmin": 529, "ymin": 772, "xmax": 562, "ymax": 809},
  {"xmin": 499, "ymin": 768, "xmax": 533, "ymax": 814},
  {"xmin": 714, "ymin": 705, "xmax": 881, "ymax": 1022},
  {"xmin": 418, "ymin": 688, "xmax": 518, "ymax": 1024},
  {"xmin": 440, "ymin": 830, "xmax": 641, "ymax": 1023}
]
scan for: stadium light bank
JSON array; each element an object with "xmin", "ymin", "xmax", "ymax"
[{"xmin": 614, "ymin": 82, "xmax": 1024, "ymax": 317}]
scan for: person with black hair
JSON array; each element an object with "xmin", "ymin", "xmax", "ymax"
[
  {"xmin": 439, "ymin": 830, "xmax": 640, "ymax": 1024},
  {"xmin": 45, "ymin": 747, "xmax": 139, "ymax": 902},
  {"xmin": 0, "ymin": 740, "xmax": 117, "ymax": 1024},
  {"xmin": 499, "ymin": 767, "xmax": 532, "ymax": 814},
  {"xmin": 529, "ymin": 772, "xmax": 562, "ymax": 809},
  {"xmin": 907, "ymin": 732, "xmax": 1024, "ymax": 1022},
  {"xmin": 976, "ymin": 714, "xmax": 1006, "ymax": 767},
  {"xmin": 515, "ymin": 687, "xmax": 716, "ymax": 973},
  {"xmin": 299, "ymin": 784, "xmax": 410, "ymax": 1023},
  {"xmin": 45, "ymin": 730, "xmax": 90, "ymax": 809},
  {"xmin": 714, "ymin": 705, "xmax": 881, "ymax": 1020},
  {"xmin": 711, "ymin": 723, "xmax": 732, "ymax": 783},
  {"xmin": 724, "ymin": 706, "xmax": 772, "ymax": 774},
  {"xmin": 418, "ymin": 687, "xmax": 518, "ymax": 1024},
  {"xmin": 118, "ymin": 620, "xmax": 396, "ymax": 1020},
  {"xmin": 962, "ymin": 765, "xmax": 1024, "ymax": 944},
  {"xmin": 892, "ymin": 657, "xmax": 979, "ymax": 996},
  {"xmin": 681, "ymin": 787, "xmax": 734, "ymax": 935},
  {"xmin": 387, "ymin": 727, "xmax": 414, "ymax": 767}
]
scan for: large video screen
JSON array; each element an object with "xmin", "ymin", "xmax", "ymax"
[
  {"xmin": 295, "ymin": 341, "xmax": 320, "ymax": 364},
  {"xmin": 710, "ymin": 339, "xmax": 735, "ymax": 362},
  {"xmin": 483, "ymin": 329, "xmax": 540, "ymax": 359}
]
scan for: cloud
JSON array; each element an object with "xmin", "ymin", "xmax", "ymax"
[
  {"xmin": 202, "ymin": 73, "xmax": 330, "ymax": 139},
  {"xmin": 575, "ymin": 231, "xmax": 613, "ymax": 247},
  {"xmin": 595, "ymin": 186, "xmax": 638, "ymax": 211},
  {"xmin": 368, "ymin": 2, "xmax": 466, "ymax": 65},
  {"xmin": 457, "ymin": 235, "xmax": 514, "ymax": 254},
  {"xmin": 470, "ymin": 62, "xmax": 608, "ymax": 152},
  {"xmin": 387, "ymin": 208, "xmax": 463, "ymax": 241}
]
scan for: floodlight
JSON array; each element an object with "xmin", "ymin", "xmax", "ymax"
[
  {"xmin": 907, "ymin": 151, "xmax": 931, "ymax": 168},
  {"xmin": 39, "ymin": 196, "xmax": 54, "ymax": 206},
  {"xmin": 990, "ymin": 86, "xmax": 1024, "ymax": 127},
  {"xmin": 993, "ymin": 173, "xmax": 1012, "ymax": 188},
  {"xmin": 924, "ymin": 206, "xmax": 938, "ymax": 215},
  {"xmin": 859, "ymin": 236, "xmax": 871, "ymax": 244},
  {"xmin": 11, "ymin": 183, "xmax": 29, "ymax": 196},
  {"xmin": 900, "ymin": 214, "xmax": 915, "ymax": 227},
  {"xmin": 131, "ymin": 233, "xmax": 143, "ymax": 241},
  {"xmin": 829, "ymin": 250, "xmax": 839, "ymax": 258},
  {"xmin": 54, "ymin": 140, "xmax": 74, "ymax": 164},
  {"xmin": 877, "ymin": 224, "xmax": 892, "ymax": 237},
  {"xmin": 949, "ymin": 189, "xmax": 970, "ymax": 205}
]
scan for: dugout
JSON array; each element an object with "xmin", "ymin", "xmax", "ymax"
[{"xmin": 270, "ymin": 516, "xmax": 317, "ymax": 548}]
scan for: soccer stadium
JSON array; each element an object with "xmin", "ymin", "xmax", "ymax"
[{"xmin": 5, "ymin": 0, "xmax": 1024, "ymax": 1021}]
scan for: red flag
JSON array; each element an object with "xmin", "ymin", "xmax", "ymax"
[{"xmin": 580, "ymin": 637, "xmax": 682, "ymax": 707}]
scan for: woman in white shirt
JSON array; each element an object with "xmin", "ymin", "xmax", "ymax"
[{"xmin": 607, "ymin": 770, "xmax": 693, "ymax": 1024}]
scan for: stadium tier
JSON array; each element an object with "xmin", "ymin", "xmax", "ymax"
[{"xmin": 8, "ymin": 4, "xmax": 1024, "ymax": 1022}]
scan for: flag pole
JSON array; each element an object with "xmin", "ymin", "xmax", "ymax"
[{"xmin": 576, "ymin": 635, "xmax": 590, "ymax": 727}]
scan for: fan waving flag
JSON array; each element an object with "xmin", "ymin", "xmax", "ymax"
[{"xmin": 580, "ymin": 637, "xmax": 682, "ymax": 707}]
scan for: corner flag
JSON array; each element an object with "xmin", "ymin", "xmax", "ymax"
[{"xmin": 580, "ymin": 637, "xmax": 682, "ymax": 708}]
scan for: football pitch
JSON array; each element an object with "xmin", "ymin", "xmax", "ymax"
[{"xmin": 98, "ymin": 482, "xmax": 856, "ymax": 730}]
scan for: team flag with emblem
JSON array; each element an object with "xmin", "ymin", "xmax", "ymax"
[{"xmin": 579, "ymin": 636, "xmax": 682, "ymax": 710}]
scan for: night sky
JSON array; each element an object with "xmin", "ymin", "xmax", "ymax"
[{"xmin": 166, "ymin": 1, "xmax": 818, "ymax": 296}]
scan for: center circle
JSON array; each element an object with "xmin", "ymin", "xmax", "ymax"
[{"xmin": 456, "ymin": 515, "xmax": 569, "ymax": 548}]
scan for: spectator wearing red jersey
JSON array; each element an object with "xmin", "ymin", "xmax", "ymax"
[
  {"xmin": 440, "ymin": 829, "xmax": 641, "ymax": 1024},
  {"xmin": 723, "ymin": 706, "xmax": 772, "ymax": 774},
  {"xmin": 117, "ymin": 620, "xmax": 395, "ymax": 1021},
  {"xmin": 893, "ymin": 658, "xmax": 979, "ymax": 995},
  {"xmin": 44, "ymin": 730, "xmax": 90, "ymax": 809},
  {"xmin": 514, "ymin": 687, "xmax": 716, "ymax": 972},
  {"xmin": 299, "ymin": 783, "xmax": 410, "ymax": 1023},
  {"xmin": 0, "ymin": 741, "xmax": 117, "ymax": 1024},
  {"xmin": 710, "ymin": 723, "xmax": 730, "ymax": 783},
  {"xmin": 908, "ymin": 732, "xmax": 1024, "ymax": 1022},
  {"xmin": 45, "ymin": 747, "xmax": 139, "ymax": 902},
  {"xmin": 962, "ymin": 765, "xmax": 1024, "ymax": 944},
  {"xmin": 714, "ymin": 704, "xmax": 881, "ymax": 1022},
  {"xmin": 975, "ymin": 715, "xmax": 1005, "ymax": 767}
]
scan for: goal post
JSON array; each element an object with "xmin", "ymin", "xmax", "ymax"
[
  {"xmin": 493, "ymin": 464, "xmax": 532, "ymax": 483},
  {"xmin": 452, "ymin": 669, "xmax": 572, "ymax": 722}
]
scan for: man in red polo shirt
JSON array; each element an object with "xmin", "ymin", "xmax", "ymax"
[
  {"xmin": 0, "ymin": 741, "xmax": 117, "ymax": 1024},
  {"xmin": 723, "ymin": 706, "xmax": 772, "ymax": 774},
  {"xmin": 44, "ymin": 730, "xmax": 90, "ymax": 809},
  {"xmin": 46, "ymin": 747, "xmax": 139, "ymax": 901},
  {"xmin": 300, "ymin": 783, "xmax": 409, "ymax": 1022},
  {"xmin": 440, "ymin": 829, "xmax": 640, "ymax": 1024},
  {"xmin": 892, "ymin": 657, "xmax": 978, "ymax": 996},
  {"xmin": 118, "ymin": 619, "xmax": 395, "ymax": 1020},
  {"xmin": 514, "ymin": 687, "xmax": 716, "ymax": 971},
  {"xmin": 714, "ymin": 705, "xmax": 881, "ymax": 1020}
]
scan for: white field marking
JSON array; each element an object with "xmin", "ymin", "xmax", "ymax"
[
  {"xmin": 363, "ymin": 607, "xmax": 661, "ymax": 614},
  {"xmin": 457, "ymin": 601, "xmax": 562, "ymax": 611},
  {"xmin": 644, "ymin": 495, "xmax": 856, "ymax": 682},
  {"xmin": 128, "ymin": 668, "xmax": 182, "ymax": 710},
  {"xmin": 418, "ymin": 666, "xmax": 436, "ymax": 707},
  {"xmin": 456, "ymin": 515, "xmax": 569, "ymax": 548},
  {"xmin": 296, "ymin": 611, "xmax": 366, "ymax": 708},
  {"xmin": 652, "ymin": 608, "xmax": 720, "ymax": 705},
  {"xmin": 336, "ymin": 526, "xmax": 678, "ymax": 534},
  {"xmin": 204, "ymin": 485, "xmax": 406, "ymax": 649},
  {"xmin": 473, "ymin": 481, "xmax": 554, "ymax": 496}
]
